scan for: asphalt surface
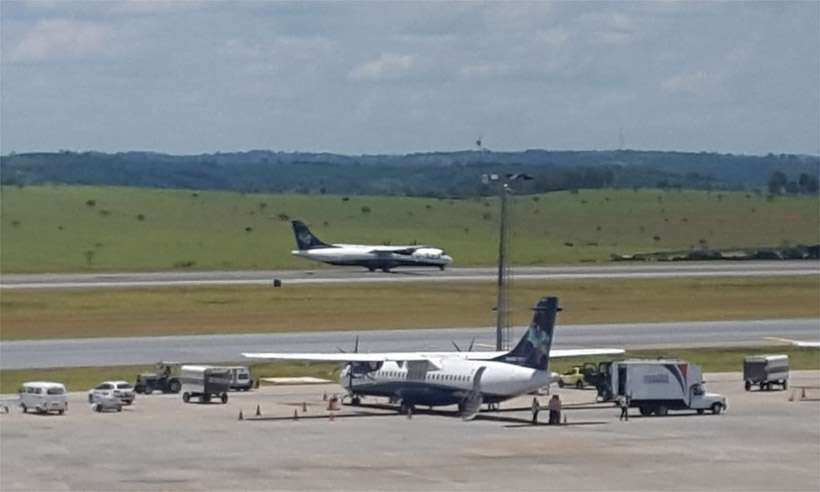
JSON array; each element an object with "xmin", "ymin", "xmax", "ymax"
[
  {"xmin": 1, "ymin": 261, "xmax": 817, "ymax": 289},
  {"xmin": 2, "ymin": 372, "xmax": 818, "ymax": 491},
  {"xmin": 2, "ymin": 319, "xmax": 817, "ymax": 369}
]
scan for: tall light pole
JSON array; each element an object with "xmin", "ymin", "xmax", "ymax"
[
  {"xmin": 495, "ymin": 182, "xmax": 511, "ymax": 351},
  {"xmin": 483, "ymin": 173, "xmax": 531, "ymax": 350}
]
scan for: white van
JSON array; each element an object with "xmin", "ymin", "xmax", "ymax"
[
  {"xmin": 19, "ymin": 382, "xmax": 68, "ymax": 415},
  {"xmin": 224, "ymin": 366, "xmax": 253, "ymax": 391}
]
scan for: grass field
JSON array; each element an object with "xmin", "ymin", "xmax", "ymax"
[
  {"xmin": 2, "ymin": 276, "xmax": 817, "ymax": 340},
  {"xmin": 1, "ymin": 185, "xmax": 817, "ymax": 272},
  {"xmin": 2, "ymin": 346, "xmax": 817, "ymax": 394}
]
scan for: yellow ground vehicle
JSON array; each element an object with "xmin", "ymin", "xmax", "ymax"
[{"xmin": 558, "ymin": 366, "xmax": 586, "ymax": 389}]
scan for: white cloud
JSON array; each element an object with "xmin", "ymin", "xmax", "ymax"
[
  {"xmin": 348, "ymin": 53, "xmax": 416, "ymax": 82},
  {"xmin": 576, "ymin": 11, "xmax": 640, "ymax": 46},
  {"xmin": 536, "ymin": 28, "xmax": 569, "ymax": 48},
  {"xmin": 661, "ymin": 70, "xmax": 708, "ymax": 94},
  {"xmin": 460, "ymin": 62, "xmax": 512, "ymax": 79},
  {"xmin": 221, "ymin": 36, "xmax": 336, "ymax": 62},
  {"xmin": 9, "ymin": 19, "xmax": 114, "ymax": 62}
]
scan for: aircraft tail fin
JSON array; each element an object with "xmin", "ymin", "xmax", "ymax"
[
  {"xmin": 493, "ymin": 296, "xmax": 559, "ymax": 371},
  {"xmin": 291, "ymin": 220, "xmax": 332, "ymax": 250}
]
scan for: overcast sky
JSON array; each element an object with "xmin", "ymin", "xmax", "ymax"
[{"xmin": 1, "ymin": 1, "xmax": 818, "ymax": 156}]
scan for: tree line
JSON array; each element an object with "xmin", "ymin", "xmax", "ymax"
[{"xmin": 1, "ymin": 149, "xmax": 817, "ymax": 197}]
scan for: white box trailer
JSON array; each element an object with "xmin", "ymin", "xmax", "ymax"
[
  {"xmin": 610, "ymin": 359, "xmax": 727, "ymax": 416},
  {"xmin": 743, "ymin": 355, "xmax": 788, "ymax": 391},
  {"xmin": 180, "ymin": 365, "xmax": 231, "ymax": 404}
]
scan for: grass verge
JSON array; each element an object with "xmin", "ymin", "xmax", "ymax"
[
  {"xmin": 2, "ymin": 185, "xmax": 817, "ymax": 272},
  {"xmin": 2, "ymin": 276, "xmax": 817, "ymax": 340},
  {"xmin": 2, "ymin": 347, "xmax": 817, "ymax": 394}
]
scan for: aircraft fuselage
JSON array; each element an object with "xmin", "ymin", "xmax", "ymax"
[
  {"xmin": 340, "ymin": 359, "xmax": 550, "ymax": 407},
  {"xmin": 293, "ymin": 244, "xmax": 453, "ymax": 271}
]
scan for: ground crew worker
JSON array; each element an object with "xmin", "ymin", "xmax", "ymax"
[
  {"xmin": 548, "ymin": 394, "xmax": 562, "ymax": 425},
  {"xmin": 618, "ymin": 394, "xmax": 629, "ymax": 421}
]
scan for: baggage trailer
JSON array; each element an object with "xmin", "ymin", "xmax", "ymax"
[
  {"xmin": 610, "ymin": 359, "xmax": 727, "ymax": 416},
  {"xmin": 743, "ymin": 355, "xmax": 789, "ymax": 391},
  {"xmin": 180, "ymin": 366, "xmax": 231, "ymax": 404}
]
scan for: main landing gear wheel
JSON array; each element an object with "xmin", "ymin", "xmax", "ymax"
[
  {"xmin": 575, "ymin": 380, "xmax": 584, "ymax": 390},
  {"xmin": 351, "ymin": 396, "xmax": 361, "ymax": 406},
  {"xmin": 399, "ymin": 402, "xmax": 415, "ymax": 415}
]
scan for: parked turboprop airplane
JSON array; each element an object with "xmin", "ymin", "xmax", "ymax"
[
  {"xmin": 244, "ymin": 296, "xmax": 624, "ymax": 419},
  {"xmin": 290, "ymin": 220, "xmax": 453, "ymax": 272}
]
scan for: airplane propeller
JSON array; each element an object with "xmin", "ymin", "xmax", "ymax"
[
  {"xmin": 337, "ymin": 336, "xmax": 360, "ymax": 353},
  {"xmin": 451, "ymin": 337, "xmax": 476, "ymax": 352}
]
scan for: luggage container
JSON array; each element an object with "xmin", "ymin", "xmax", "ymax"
[
  {"xmin": 180, "ymin": 365, "xmax": 231, "ymax": 404},
  {"xmin": 743, "ymin": 354, "xmax": 789, "ymax": 391}
]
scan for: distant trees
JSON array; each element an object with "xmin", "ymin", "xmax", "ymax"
[
  {"xmin": 768, "ymin": 171, "xmax": 818, "ymax": 195},
  {"xmin": 1, "ymin": 150, "xmax": 817, "ymax": 198}
]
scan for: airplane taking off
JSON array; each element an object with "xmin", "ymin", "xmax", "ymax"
[
  {"xmin": 244, "ymin": 296, "xmax": 624, "ymax": 419},
  {"xmin": 290, "ymin": 220, "xmax": 453, "ymax": 272}
]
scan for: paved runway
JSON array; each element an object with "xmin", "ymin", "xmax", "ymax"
[
  {"xmin": 1, "ymin": 261, "xmax": 817, "ymax": 289},
  {"xmin": 2, "ymin": 318, "xmax": 817, "ymax": 369}
]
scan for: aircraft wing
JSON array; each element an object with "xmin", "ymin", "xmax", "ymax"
[
  {"xmin": 243, "ymin": 347, "xmax": 624, "ymax": 363},
  {"xmin": 550, "ymin": 348, "xmax": 625, "ymax": 357},
  {"xmin": 243, "ymin": 352, "xmax": 436, "ymax": 363},
  {"xmin": 764, "ymin": 337, "xmax": 820, "ymax": 348},
  {"xmin": 368, "ymin": 247, "xmax": 423, "ymax": 255},
  {"xmin": 459, "ymin": 348, "xmax": 624, "ymax": 360}
]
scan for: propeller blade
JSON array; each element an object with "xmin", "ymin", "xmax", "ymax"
[
  {"xmin": 354, "ymin": 336, "xmax": 360, "ymax": 353},
  {"xmin": 451, "ymin": 341, "xmax": 462, "ymax": 352},
  {"xmin": 467, "ymin": 337, "xmax": 476, "ymax": 352}
]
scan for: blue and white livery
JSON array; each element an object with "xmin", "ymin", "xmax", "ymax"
[
  {"xmin": 244, "ymin": 296, "xmax": 623, "ymax": 419},
  {"xmin": 290, "ymin": 220, "xmax": 453, "ymax": 272}
]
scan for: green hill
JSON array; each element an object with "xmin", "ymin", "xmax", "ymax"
[{"xmin": 1, "ymin": 185, "xmax": 817, "ymax": 273}]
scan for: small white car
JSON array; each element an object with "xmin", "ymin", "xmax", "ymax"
[
  {"xmin": 19, "ymin": 382, "xmax": 68, "ymax": 415},
  {"xmin": 87, "ymin": 381, "xmax": 136, "ymax": 405}
]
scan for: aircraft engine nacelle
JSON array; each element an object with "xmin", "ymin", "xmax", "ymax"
[
  {"xmin": 349, "ymin": 361, "xmax": 383, "ymax": 375},
  {"xmin": 413, "ymin": 248, "xmax": 442, "ymax": 259}
]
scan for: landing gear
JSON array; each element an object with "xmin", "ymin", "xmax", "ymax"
[
  {"xmin": 368, "ymin": 267, "xmax": 376, "ymax": 272},
  {"xmin": 351, "ymin": 396, "xmax": 362, "ymax": 406},
  {"xmin": 486, "ymin": 402, "xmax": 500, "ymax": 411},
  {"xmin": 399, "ymin": 401, "xmax": 415, "ymax": 415},
  {"xmin": 381, "ymin": 267, "xmax": 391, "ymax": 273},
  {"xmin": 439, "ymin": 265, "xmax": 445, "ymax": 271}
]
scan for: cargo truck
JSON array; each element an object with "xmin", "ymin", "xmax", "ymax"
[{"xmin": 610, "ymin": 359, "xmax": 727, "ymax": 416}]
